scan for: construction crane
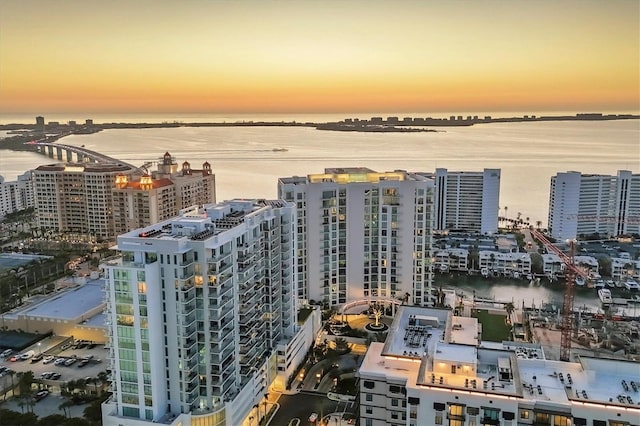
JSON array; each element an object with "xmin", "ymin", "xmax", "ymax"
[{"xmin": 529, "ymin": 228, "xmax": 590, "ymax": 362}]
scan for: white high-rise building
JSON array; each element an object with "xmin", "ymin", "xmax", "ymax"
[
  {"xmin": 548, "ymin": 170, "xmax": 640, "ymax": 240},
  {"xmin": 431, "ymin": 168, "xmax": 500, "ymax": 235},
  {"xmin": 101, "ymin": 200, "xmax": 298, "ymax": 426},
  {"xmin": 0, "ymin": 172, "xmax": 34, "ymax": 219},
  {"xmin": 278, "ymin": 167, "xmax": 435, "ymax": 307}
]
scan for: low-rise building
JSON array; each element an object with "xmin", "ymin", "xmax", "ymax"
[
  {"xmin": 359, "ymin": 306, "xmax": 640, "ymax": 426},
  {"xmin": 434, "ymin": 248, "xmax": 469, "ymax": 272},
  {"xmin": 611, "ymin": 257, "xmax": 640, "ymax": 282},
  {"xmin": 541, "ymin": 253, "xmax": 564, "ymax": 276},
  {"xmin": 479, "ymin": 251, "xmax": 531, "ymax": 277}
]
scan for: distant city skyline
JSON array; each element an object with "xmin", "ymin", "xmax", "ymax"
[{"xmin": 0, "ymin": 0, "xmax": 638, "ymax": 115}]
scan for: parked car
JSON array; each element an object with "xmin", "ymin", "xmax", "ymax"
[
  {"xmin": 50, "ymin": 372, "xmax": 61, "ymax": 380},
  {"xmin": 42, "ymin": 355, "xmax": 55, "ymax": 364},
  {"xmin": 64, "ymin": 357, "xmax": 78, "ymax": 366},
  {"xmin": 31, "ymin": 353, "xmax": 44, "ymax": 363},
  {"xmin": 78, "ymin": 359, "xmax": 90, "ymax": 368},
  {"xmin": 19, "ymin": 351, "xmax": 34, "ymax": 361},
  {"xmin": 35, "ymin": 390, "xmax": 49, "ymax": 401},
  {"xmin": 0, "ymin": 349, "xmax": 12, "ymax": 358},
  {"xmin": 54, "ymin": 358, "xmax": 66, "ymax": 366}
]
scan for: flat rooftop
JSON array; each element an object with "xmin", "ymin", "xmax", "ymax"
[
  {"xmin": 119, "ymin": 199, "xmax": 284, "ymax": 242},
  {"xmin": 361, "ymin": 305, "xmax": 640, "ymax": 410},
  {"xmin": 382, "ymin": 306, "xmax": 450, "ymax": 359},
  {"xmin": 16, "ymin": 280, "xmax": 104, "ymax": 321},
  {"xmin": 83, "ymin": 312, "xmax": 107, "ymax": 327}
]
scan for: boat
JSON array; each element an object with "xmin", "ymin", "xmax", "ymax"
[
  {"xmin": 598, "ymin": 288, "xmax": 613, "ymax": 305},
  {"xmin": 272, "ymin": 147, "xmax": 288, "ymax": 152},
  {"xmin": 481, "ymin": 268, "xmax": 490, "ymax": 278},
  {"xmin": 623, "ymin": 280, "xmax": 640, "ymax": 291}
]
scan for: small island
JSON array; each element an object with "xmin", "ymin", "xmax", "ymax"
[{"xmin": 315, "ymin": 123, "xmax": 438, "ymax": 133}]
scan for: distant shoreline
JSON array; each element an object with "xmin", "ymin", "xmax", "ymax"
[
  {"xmin": 0, "ymin": 112, "xmax": 637, "ymax": 131},
  {"xmin": 0, "ymin": 113, "xmax": 637, "ymax": 151}
]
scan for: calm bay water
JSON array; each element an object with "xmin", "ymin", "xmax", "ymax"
[{"xmin": 0, "ymin": 117, "xmax": 638, "ymax": 311}]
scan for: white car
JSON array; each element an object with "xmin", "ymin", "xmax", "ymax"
[
  {"xmin": 42, "ymin": 355, "xmax": 55, "ymax": 364},
  {"xmin": 35, "ymin": 390, "xmax": 49, "ymax": 401}
]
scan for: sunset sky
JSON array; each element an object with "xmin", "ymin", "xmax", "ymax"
[{"xmin": 1, "ymin": 0, "xmax": 638, "ymax": 115}]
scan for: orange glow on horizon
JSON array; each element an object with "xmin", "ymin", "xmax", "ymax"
[{"xmin": 0, "ymin": 0, "xmax": 638, "ymax": 115}]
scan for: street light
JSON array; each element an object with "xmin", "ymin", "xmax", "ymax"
[{"xmin": 37, "ymin": 342, "xmax": 41, "ymax": 354}]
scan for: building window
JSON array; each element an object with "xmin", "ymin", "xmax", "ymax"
[
  {"xmin": 534, "ymin": 412, "xmax": 551, "ymax": 425},
  {"xmin": 391, "ymin": 398, "xmax": 398, "ymax": 406},
  {"xmin": 519, "ymin": 410, "xmax": 530, "ymax": 420},
  {"xmin": 553, "ymin": 415, "xmax": 570, "ymax": 426},
  {"xmin": 365, "ymin": 406, "xmax": 372, "ymax": 415},
  {"xmin": 363, "ymin": 380, "xmax": 375, "ymax": 389},
  {"xmin": 365, "ymin": 393, "xmax": 372, "ymax": 402},
  {"xmin": 483, "ymin": 407, "xmax": 499, "ymax": 424},
  {"xmin": 435, "ymin": 412, "xmax": 443, "ymax": 425}
]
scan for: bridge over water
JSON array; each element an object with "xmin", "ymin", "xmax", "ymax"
[{"xmin": 30, "ymin": 141, "xmax": 140, "ymax": 170}]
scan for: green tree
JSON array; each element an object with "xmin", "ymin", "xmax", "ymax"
[
  {"xmin": 16, "ymin": 371, "xmax": 35, "ymax": 412},
  {"xmin": 38, "ymin": 414, "xmax": 68, "ymax": 426},
  {"xmin": 0, "ymin": 408, "xmax": 38, "ymax": 425},
  {"xmin": 598, "ymin": 257, "xmax": 612, "ymax": 277},
  {"xmin": 334, "ymin": 338, "xmax": 350, "ymax": 354},
  {"xmin": 83, "ymin": 399, "xmax": 103, "ymax": 422},
  {"xmin": 504, "ymin": 302, "xmax": 515, "ymax": 325},
  {"xmin": 59, "ymin": 399, "xmax": 75, "ymax": 418}
]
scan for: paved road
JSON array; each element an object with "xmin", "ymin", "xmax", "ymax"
[{"xmin": 271, "ymin": 392, "xmax": 345, "ymax": 426}]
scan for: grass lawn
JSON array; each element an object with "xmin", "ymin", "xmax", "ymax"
[{"xmin": 473, "ymin": 309, "xmax": 511, "ymax": 342}]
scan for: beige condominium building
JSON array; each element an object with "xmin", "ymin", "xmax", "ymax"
[
  {"xmin": 33, "ymin": 152, "xmax": 216, "ymax": 240},
  {"xmin": 112, "ymin": 153, "xmax": 216, "ymax": 235}
]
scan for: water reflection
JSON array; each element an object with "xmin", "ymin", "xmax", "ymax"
[{"xmin": 435, "ymin": 274, "xmax": 603, "ymax": 311}]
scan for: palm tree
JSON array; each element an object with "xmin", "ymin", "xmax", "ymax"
[
  {"xmin": 334, "ymin": 337, "xmax": 349, "ymax": 354},
  {"xmin": 399, "ymin": 292, "xmax": 410, "ymax": 305},
  {"xmin": 59, "ymin": 399, "xmax": 74, "ymax": 418},
  {"xmin": 504, "ymin": 302, "xmax": 515, "ymax": 325}
]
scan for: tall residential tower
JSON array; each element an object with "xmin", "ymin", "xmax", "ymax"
[
  {"xmin": 430, "ymin": 168, "xmax": 500, "ymax": 235},
  {"xmin": 548, "ymin": 170, "xmax": 640, "ymax": 240},
  {"xmin": 278, "ymin": 168, "xmax": 435, "ymax": 307},
  {"xmin": 101, "ymin": 200, "xmax": 297, "ymax": 426}
]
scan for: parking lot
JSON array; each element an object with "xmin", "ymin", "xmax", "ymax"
[{"xmin": 0, "ymin": 337, "xmax": 109, "ymax": 394}]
